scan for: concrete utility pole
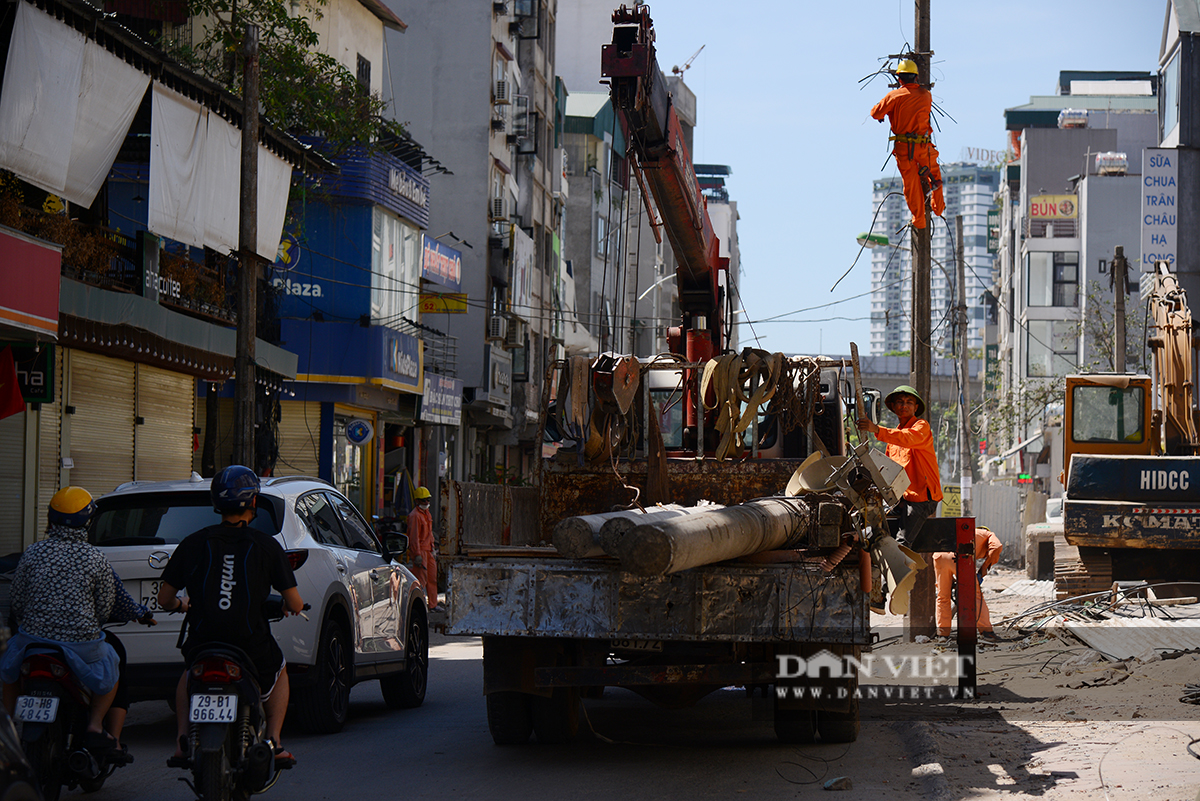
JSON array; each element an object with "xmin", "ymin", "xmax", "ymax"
[
  {"xmin": 957, "ymin": 215, "xmax": 972, "ymax": 518},
  {"xmin": 233, "ymin": 24, "xmax": 260, "ymax": 469},
  {"xmin": 1112, "ymin": 246, "xmax": 1128, "ymax": 373},
  {"xmin": 907, "ymin": 0, "xmax": 936, "ymax": 640}
]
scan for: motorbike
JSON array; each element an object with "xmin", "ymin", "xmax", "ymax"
[
  {"xmin": 13, "ymin": 625, "xmax": 150, "ymax": 801},
  {"xmin": 171, "ymin": 596, "xmax": 309, "ymax": 801}
]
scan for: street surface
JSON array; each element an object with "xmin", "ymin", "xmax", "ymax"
[
  {"xmin": 103, "ymin": 635, "xmax": 932, "ymax": 801},
  {"xmin": 78, "ymin": 573, "xmax": 1200, "ymax": 800}
]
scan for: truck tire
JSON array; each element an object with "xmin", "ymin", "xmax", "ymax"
[
  {"xmin": 817, "ymin": 697, "xmax": 860, "ymax": 743},
  {"xmin": 531, "ymin": 688, "xmax": 580, "ymax": 744},
  {"xmin": 486, "ymin": 692, "xmax": 533, "ymax": 745},
  {"xmin": 773, "ymin": 704, "xmax": 817, "ymax": 744}
]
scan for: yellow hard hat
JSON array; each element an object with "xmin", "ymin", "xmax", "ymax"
[
  {"xmin": 895, "ymin": 59, "xmax": 918, "ymax": 75},
  {"xmin": 49, "ymin": 486, "xmax": 96, "ymax": 528},
  {"xmin": 413, "ymin": 486, "xmax": 431, "ymax": 501}
]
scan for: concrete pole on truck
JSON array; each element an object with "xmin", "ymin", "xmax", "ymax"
[
  {"xmin": 234, "ymin": 24, "xmax": 261, "ymax": 470},
  {"xmin": 957, "ymin": 215, "xmax": 972, "ymax": 518},
  {"xmin": 906, "ymin": 0, "xmax": 937, "ymax": 639}
]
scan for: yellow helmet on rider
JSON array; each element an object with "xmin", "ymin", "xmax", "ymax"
[{"xmin": 48, "ymin": 486, "xmax": 97, "ymax": 528}]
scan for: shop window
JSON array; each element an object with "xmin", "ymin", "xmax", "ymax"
[
  {"xmin": 333, "ymin": 416, "xmax": 364, "ymax": 511},
  {"xmin": 1026, "ymin": 320, "xmax": 1077, "ymax": 377},
  {"xmin": 1026, "ymin": 251, "xmax": 1078, "ymax": 307}
]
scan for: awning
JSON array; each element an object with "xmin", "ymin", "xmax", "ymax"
[
  {"xmin": 0, "ymin": 226, "xmax": 60, "ymax": 340},
  {"xmin": 992, "ymin": 431, "xmax": 1043, "ymax": 463}
]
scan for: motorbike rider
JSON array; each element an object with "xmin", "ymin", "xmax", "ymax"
[
  {"xmin": 0, "ymin": 487, "xmax": 125, "ymax": 751},
  {"xmin": 158, "ymin": 465, "xmax": 304, "ymax": 766}
]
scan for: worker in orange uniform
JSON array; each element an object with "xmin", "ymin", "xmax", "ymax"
[
  {"xmin": 856, "ymin": 385, "xmax": 942, "ymax": 546},
  {"xmin": 932, "ymin": 525, "xmax": 1003, "ymax": 640},
  {"xmin": 407, "ymin": 486, "xmax": 439, "ymax": 611},
  {"xmin": 870, "ymin": 59, "xmax": 946, "ymax": 229}
]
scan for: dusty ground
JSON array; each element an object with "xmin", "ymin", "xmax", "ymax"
[{"xmin": 870, "ymin": 564, "xmax": 1200, "ymax": 800}]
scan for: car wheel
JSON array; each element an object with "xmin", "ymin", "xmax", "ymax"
[
  {"xmin": 485, "ymin": 692, "xmax": 533, "ymax": 745},
  {"xmin": 292, "ymin": 620, "xmax": 351, "ymax": 733},
  {"xmin": 380, "ymin": 612, "xmax": 428, "ymax": 709}
]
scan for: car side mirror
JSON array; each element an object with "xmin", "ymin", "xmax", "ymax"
[{"xmin": 385, "ymin": 533, "xmax": 409, "ymax": 561}]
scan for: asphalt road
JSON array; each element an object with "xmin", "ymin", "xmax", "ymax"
[{"xmin": 93, "ymin": 635, "xmax": 935, "ymax": 801}]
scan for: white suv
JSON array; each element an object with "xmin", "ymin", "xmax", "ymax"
[{"xmin": 91, "ymin": 474, "xmax": 428, "ymax": 732}]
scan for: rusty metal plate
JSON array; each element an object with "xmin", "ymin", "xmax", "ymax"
[{"xmin": 448, "ymin": 559, "xmax": 868, "ymax": 644}]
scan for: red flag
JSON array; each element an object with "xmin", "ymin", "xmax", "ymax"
[{"xmin": 0, "ymin": 347, "xmax": 25, "ymax": 420}]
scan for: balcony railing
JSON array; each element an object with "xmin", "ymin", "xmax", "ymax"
[{"xmin": 1, "ymin": 202, "xmax": 236, "ymax": 325}]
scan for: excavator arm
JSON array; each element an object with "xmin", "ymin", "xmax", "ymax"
[
  {"xmin": 1147, "ymin": 261, "xmax": 1200, "ymax": 455},
  {"xmin": 602, "ymin": 4, "xmax": 726, "ymax": 352}
]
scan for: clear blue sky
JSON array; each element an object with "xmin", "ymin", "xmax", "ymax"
[{"xmin": 637, "ymin": 1, "xmax": 1168, "ymax": 356}]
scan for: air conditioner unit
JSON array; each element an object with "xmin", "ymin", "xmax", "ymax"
[
  {"xmin": 494, "ymin": 79, "xmax": 510, "ymax": 105},
  {"xmin": 491, "ymin": 197, "xmax": 508, "ymax": 220},
  {"xmin": 505, "ymin": 318, "xmax": 523, "ymax": 348},
  {"xmin": 488, "ymin": 315, "xmax": 508, "ymax": 341}
]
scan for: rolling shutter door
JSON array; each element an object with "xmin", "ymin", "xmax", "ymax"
[
  {"xmin": 192, "ymin": 397, "xmax": 235, "ymax": 476},
  {"xmin": 0, "ymin": 416, "xmax": 24, "ymax": 552},
  {"xmin": 69, "ymin": 350, "xmax": 134, "ymax": 495},
  {"xmin": 135, "ymin": 364, "xmax": 195, "ymax": 482},
  {"xmin": 36, "ymin": 352, "xmax": 62, "ymax": 537},
  {"xmin": 276, "ymin": 400, "xmax": 321, "ymax": 478}
]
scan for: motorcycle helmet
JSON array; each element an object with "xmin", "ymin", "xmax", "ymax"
[
  {"xmin": 48, "ymin": 486, "xmax": 96, "ymax": 528},
  {"xmin": 211, "ymin": 465, "xmax": 260, "ymax": 513}
]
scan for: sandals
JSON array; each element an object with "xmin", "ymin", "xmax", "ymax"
[
  {"xmin": 267, "ymin": 739, "xmax": 296, "ymax": 770},
  {"xmin": 85, "ymin": 730, "xmax": 119, "ymax": 752},
  {"xmin": 166, "ymin": 735, "xmax": 191, "ymax": 769}
]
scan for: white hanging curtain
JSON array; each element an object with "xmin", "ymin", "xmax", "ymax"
[
  {"xmin": 149, "ymin": 83, "xmax": 209, "ymax": 249},
  {"xmin": 151, "ymin": 82, "xmax": 289, "ymax": 260},
  {"xmin": 0, "ymin": 2, "xmax": 148, "ymax": 207},
  {"xmin": 257, "ymin": 147, "xmax": 292, "ymax": 261},
  {"xmin": 202, "ymin": 112, "xmax": 241, "ymax": 254}
]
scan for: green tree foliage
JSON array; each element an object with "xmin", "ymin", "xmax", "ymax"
[
  {"xmin": 164, "ymin": 0, "xmax": 407, "ymax": 153},
  {"xmin": 1077, "ymin": 280, "xmax": 1147, "ymax": 372}
]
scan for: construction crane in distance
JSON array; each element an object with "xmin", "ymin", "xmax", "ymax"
[{"xmin": 671, "ymin": 44, "xmax": 705, "ymax": 76}]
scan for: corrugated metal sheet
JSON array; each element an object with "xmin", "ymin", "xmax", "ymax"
[
  {"xmin": 1000, "ymin": 579, "xmax": 1055, "ymax": 600},
  {"xmin": 0, "ymin": 415, "xmax": 24, "ymax": 551},
  {"xmin": 972, "ymin": 482, "xmax": 1023, "ymax": 565},
  {"xmin": 1066, "ymin": 615, "xmax": 1200, "ymax": 660}
]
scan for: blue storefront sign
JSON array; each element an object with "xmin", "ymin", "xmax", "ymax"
[
  {"xmin": 421, "ymin": 234, "xmax": 463, "ymax": 292},
  {"xmin": 282, "ymin": 320, "xmax": 423, "ymax": 395},
  {"xmin": 420, "ymin": 373, "xmax": 463, "ymax": 425}
]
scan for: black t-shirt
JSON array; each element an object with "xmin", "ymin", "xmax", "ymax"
[{"xmin": 162, "ymin": 523, "xmax": 296, "ymax": 651}]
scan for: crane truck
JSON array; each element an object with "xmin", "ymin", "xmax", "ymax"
[
  {"xmin": 444, "ymin": 5, "xmax": 914, "ymax": 745},
  {"xmin": 1057, "ymin": 260, "xmax": 1200, "ymax": 598}
]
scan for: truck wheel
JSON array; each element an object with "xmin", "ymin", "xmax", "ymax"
[
  {"xmin": 486, "ymin": 692, "xmax": 533, "ymax": 745},
  {"xmin": 531, "ymin": 688, "xmax": 580, "ymax": 744},
  {"xmin": 293, "ymin": 620, "xmax": 351, "ymax": 733},
  {"xmin": 773, "ymin": 703, "xmax": 817, "ymax": 744},
  {"xmin": 817, "ymin": 697, "xmax": 860, "ymax": 743}
]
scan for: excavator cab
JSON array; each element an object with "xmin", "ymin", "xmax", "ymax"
[{"xmin": 1063, "ymin": 375, "xmax": 1153, "ymax": 471}]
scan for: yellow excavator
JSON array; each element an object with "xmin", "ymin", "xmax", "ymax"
[{"xmin": 1057, "ymin": 259, "xmax": 1200, "ymax": 598}]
